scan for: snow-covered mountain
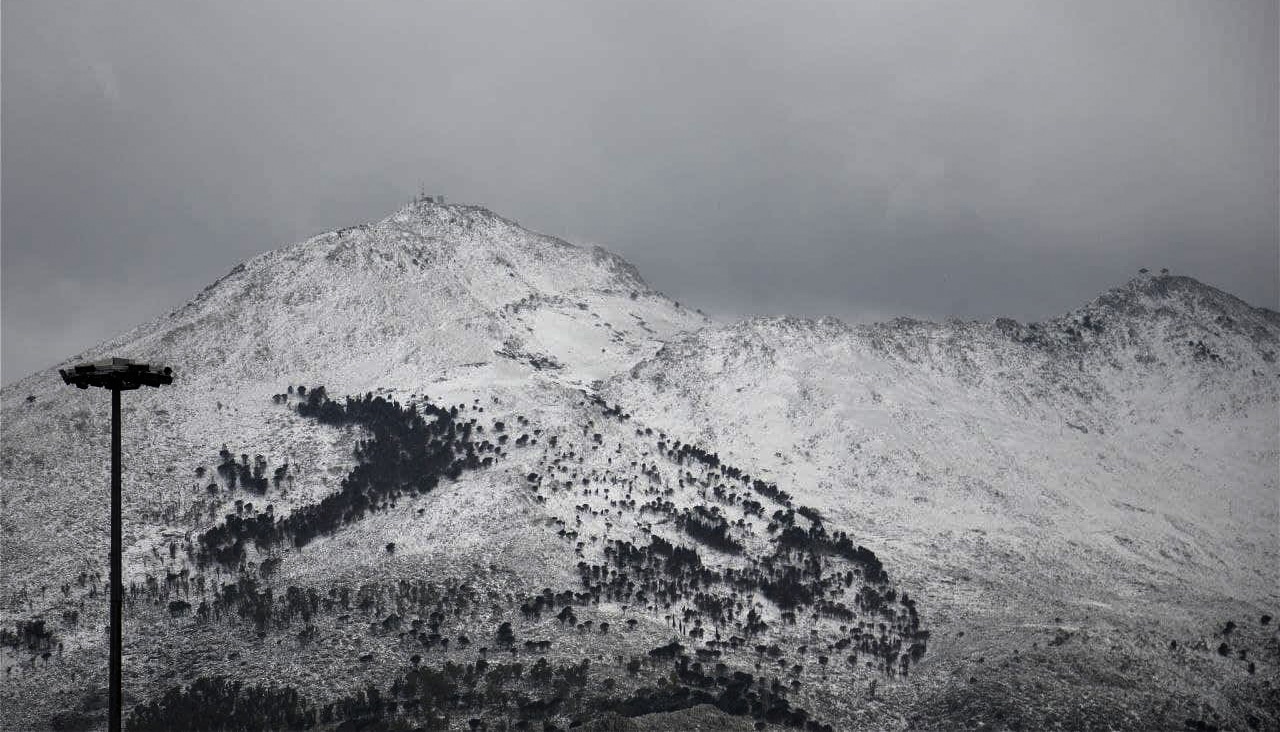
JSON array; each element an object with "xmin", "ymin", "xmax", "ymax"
[
  {"xmin": 1, "ymin": 202, "xmax": 1275, "ymax": 732},
  {"xmin": 47, "ymin": 199, "xmax": 708, "ymax": 387},
  {"xmin": 611, "ymin": 275, "xmax": 1278, "ymax": 605},
  {"xmin": 608, "ymin": 275, "xmax": 1279, "ymax": 728}
]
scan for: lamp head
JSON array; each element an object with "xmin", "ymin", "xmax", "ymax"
[{"xmin": 60, "ymin": 358, "xmax": 174, "ymax": 390}]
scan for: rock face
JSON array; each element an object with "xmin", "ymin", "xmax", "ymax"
[{"xmin": 1, "ymin": 202, "xmax": 1275, "ymax": 732}]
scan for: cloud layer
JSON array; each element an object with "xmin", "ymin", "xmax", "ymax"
[{"xmin": 3, "ymin": 1, "xmax": 1276, "ymax": 383}]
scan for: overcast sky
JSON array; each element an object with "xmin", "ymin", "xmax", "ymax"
[{"xmin": 3, "ymin": 1, "xmax": 1277, "ymax": 384}]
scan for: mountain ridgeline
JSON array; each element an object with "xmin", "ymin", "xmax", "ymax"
[{"xmin": 0, "ymin": 200, "xmax": 1276, "ymax": 731}]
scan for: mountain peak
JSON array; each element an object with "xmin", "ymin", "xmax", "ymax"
[
  {"xmin": 1076, "ymin": 272, "xmax": 1279, "ymax": 335},
  {"xmin": 0, "ymin": 200, "xmax": 706, "ymax": 392},
  {"xmin": 2, "ymin": 203, "xmax": 1275, "ymax": 732},
  {"xmin": 392, "ymin": 198, "xmax": 520, "ymax": 233},
  {"xmin": 1095, "ymin": 272, "xmax": 1261, "ymax": 309}
]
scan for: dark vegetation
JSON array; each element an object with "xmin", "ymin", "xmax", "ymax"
[
  {"xmin": 0, "ymin": 619, "xmax": 56, "ymax": 653},
  {"xmin": 1188, "ymin": 339, "xmax": 1223, "ymax": 363},
  {"xmin": 130, "ymin": 652, "xmax": 842, "ymax": 732},
  {"xmin": 131, "ymin": 677, "xmax": 315, "ymax": 731},
  {"xmin": 198, "ymin": 387, "xmax": 500, "ymax": 567},
  {"xmin": 119, "ymin": 386, "xmax": 929, "ymax": 730}
]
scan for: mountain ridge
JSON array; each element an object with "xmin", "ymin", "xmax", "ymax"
[
  {"xmin": 8, "ymin": 194, "xmax": 1274, "ymax": 394},
  {"xmin": 4, "ymin": 200, "xmax": 707, "ymax": 395},
  {"xmin": 1, "ymin": 203, "xmax": 1275, "ymax": 732}
]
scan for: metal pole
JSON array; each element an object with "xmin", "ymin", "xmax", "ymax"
[{"xmin": 110, "ymin": 387, "xmax": 122, "ymax": 732}]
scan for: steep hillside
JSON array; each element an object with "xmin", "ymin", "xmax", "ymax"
[
  {"xmin": 1, "ymin": 199, "xmax": 707, "ymax": 586},
  {"xmin": 46, "ymin": 199, "xmax": 708, "ymax": 387},
  {"xmin": 1, "ymin": 199, "xmax": 1275, "ymax": 732},
  {"xmin": 606, "ymin": 274, "xmax": 1280, "ymax": 730}
]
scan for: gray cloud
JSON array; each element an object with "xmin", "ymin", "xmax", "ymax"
[{"xmin": 3, "ymin": 0, "xmax": 1276, "ymax": 383}]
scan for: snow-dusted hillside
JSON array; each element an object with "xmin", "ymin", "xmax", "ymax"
[
  {"xmin": 1, "ymin": 201, "xmax": 1275, "ymax": 732},
  {"xmin": 609, "ymin": 275, "xmax": 1278, "ymax": 601},
  {"xmin": 1, "ymin": 197, "xmax": 706, "ymax": 604},
  {"xmin": 606, "ymin": 274, "xmax": 1279, "ymax": 729},
  {"xmin": 18, "ymin": 199, "xmax": 706, "ymax": 390}
]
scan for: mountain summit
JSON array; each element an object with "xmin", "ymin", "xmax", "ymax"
[
  {"xmin": 1, "ymin": 204, "xmax": 1275, "ymax": 732},
  {"xmin": 22, "ymin": 200, "xmax": 706, "ymax": 391}
]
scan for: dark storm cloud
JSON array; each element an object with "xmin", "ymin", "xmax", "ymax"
[{"xmin": 3, "ymin": 0, "xmax": 1276, "ymax": 383}]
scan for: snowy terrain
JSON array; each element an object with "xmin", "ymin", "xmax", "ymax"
[{"xmin": 1, "ymin": 200, "xmax": 1275, "ymax": 731}]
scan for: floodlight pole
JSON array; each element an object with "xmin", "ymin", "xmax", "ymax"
[
  {"xmin": 59, "ymin": 358, "xmax": 172, "ymax": 732},
  {"xmin": 110, "ymin": 386, "xmax": 122, "ymax": 732}
]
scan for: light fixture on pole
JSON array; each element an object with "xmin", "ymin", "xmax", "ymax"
[{"xmin": 60, "ymin": 358, "xmax": 173, "ymax": 732}]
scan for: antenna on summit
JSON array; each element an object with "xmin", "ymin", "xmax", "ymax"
[{"xmin": 409, "ymin": 184, "xmax": 441, "ymax": 205}]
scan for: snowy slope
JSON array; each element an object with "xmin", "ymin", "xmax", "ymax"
[
  {"xmin": 607, "ymin": 274, "xmax": 1279, "ymax": 603},
  {"xmin": 605, "ymin": 273, "xmax": 1279, "ymax": 729},
  {"xmin": 2, "ymin": 198, "xmax": 703, "ymax": 586},
  {"xmin": 1, "ymin": 198, "xmax": 1275, "ymax": 732},
  {"xmin": 0, "ymin": 201, "xmax": 717, "ymax": 729},
  {"xmin": 13, "ymin": 199, "xmax": 705, "ymax": 390}
]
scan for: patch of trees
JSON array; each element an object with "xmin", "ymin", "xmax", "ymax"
[
  {"xmin": 604, "ymin": 654, "xmax": 830, "ymax": 730},
  {"xmin": 760, "ymin": 566, "xmax": 814, "ymax": 610},
  {"xmin": 199, "ymin": 388, "xmax": 505, "ymax": 567},
  {"xmin": 129, "ymin": 676, "xmax": 316, "ymax": 731},
  {"xmin": 1187, "ymin": 339, "xmax": 1223, "ymax": 363},
  {"xmin": 773, "ymin": 518, "xmax": 887, "ymax": 585},
  {"xmin": 214, "ymin": 447, "xmax": 271, "ymax": 494},
  {"xmin": 518, "ymin": 587, "xmax": 582, "ymax": 620},
  {"xmin": 0, "ymin": 619, "xmax": 55, "ymax": 652},
  {"xmin": 678, "ymin": 506, "xmax": 743, "ymax": 554},
  {"xmin": 648, "ymin": 640, "xmax": 684, "ymax": 659},
  {"xmin": 649, "ymin": 535, "xmax": 703, "ymax": 573},
  {"xmin": 585, "ymin": 393, "xmax": 631, "ymax": 420},
  {"xmin": 336, "ymin": 657, "xmax": 593, "ymax": 728},
  {"xmin": 164, "ymin": 574, "xmax": 483, "ymax": 640},
  {"xmin": 531, "ymin": 402, "xmax": 925, "ymax": 677},
  {"xmin": 171, "ymin": 388, "xmax": 926, "ymax": 729}
]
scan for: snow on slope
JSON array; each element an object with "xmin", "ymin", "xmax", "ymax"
[
  {"xmin": 608, "ymin": 274, "xmax": 1278, "ymax": 591},
  {"xmin": 603, "ymin": 273, "xmax": 1279, "ymax": 727},
  {"xmin": 0, "ymin": 201, "xmax": 719, "ymax": 730},
  {"xmin": 15, "ymin": 199, "xmax": 705, "ymax": 391},
  {"xmin": 1, "ymin": 192, "xmax": 1276, "ymax": 732},
  {"xmin": 0, "ymin": 198, "xmax": 707, "ymax": 609}
]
